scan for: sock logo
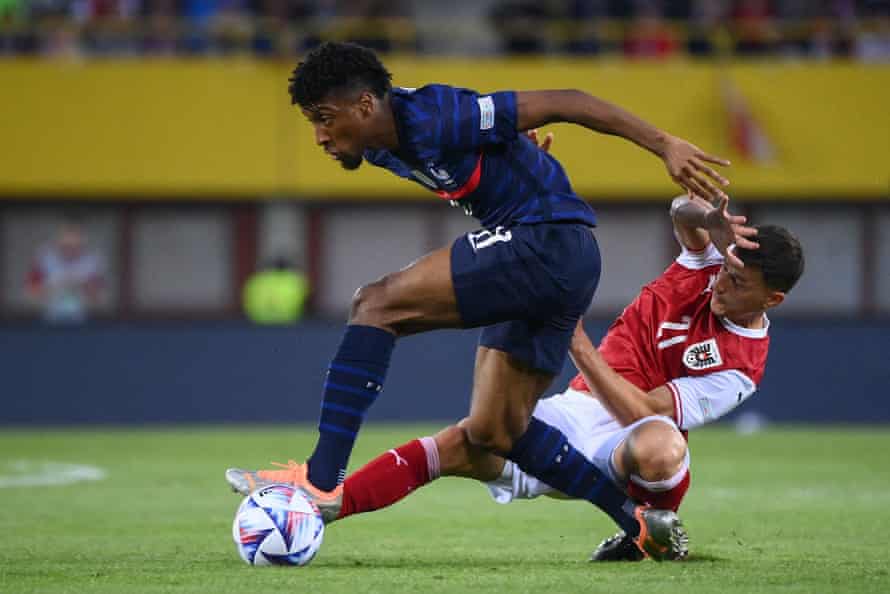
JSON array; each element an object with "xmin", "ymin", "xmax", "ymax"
[{"xmin": 388, "ymin": 449, "xmax": 408, "ymax": 467}]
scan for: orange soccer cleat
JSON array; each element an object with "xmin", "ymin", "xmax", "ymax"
[{"xmin": 226, "ymin": 461, "xmax": 343, "ymax": 523}]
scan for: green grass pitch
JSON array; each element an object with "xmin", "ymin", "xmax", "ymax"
[{"xmin": 1, "ymin": 425, "xmax": 888, "ymax": 593}]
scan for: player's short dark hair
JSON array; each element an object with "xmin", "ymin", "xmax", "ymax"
[
  {"xmin": 288, "ymin": 42, "xmax": 392, "ymax": 108},
  {"xmin": 735, "ymin": 224, "xmax": 804, "ymax": 293}
]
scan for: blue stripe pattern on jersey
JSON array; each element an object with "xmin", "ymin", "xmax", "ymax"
[{"xmin": 364, "ymin": 85, "xmax": 597, "ymax": 229}]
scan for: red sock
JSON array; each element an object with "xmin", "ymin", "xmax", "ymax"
[
  {"xmin": 627, "ymin": 470, "xmax": 691, "ymax": 512},
  {"xmin": 337, "ymin": 437, "xmax": 441, "ymax": 521}
]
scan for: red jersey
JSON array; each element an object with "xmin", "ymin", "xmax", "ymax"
[{"xmin": 569, "ymin": 243, "xmax": 770, "ymax": 429}]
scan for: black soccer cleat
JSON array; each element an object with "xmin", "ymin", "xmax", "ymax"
[{"xmin": 589, "ymin": 531, "xmax": 645, "ymax": 562}]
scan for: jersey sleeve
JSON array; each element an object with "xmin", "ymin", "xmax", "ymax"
[
  {"xmin": 421, "ymin": 85, "xmax": 518, "ymax": 152},
  {"xmin": 674, "ymin": 235, "xmax": 724, "ymax": 270},
  {"xmin": 666, "ymin": 369, "xmax": 756, "ymax": 430}
]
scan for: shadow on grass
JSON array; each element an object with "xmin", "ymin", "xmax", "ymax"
[
  {"xmin": 309, "ymin": 552, "xmax": 728, "ymax": 570},
  {"xmin": 683, "ymin": 553, "xmax": 726, "ymax": 563}
]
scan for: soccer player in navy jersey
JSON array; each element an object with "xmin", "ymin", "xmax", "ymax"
[{"xmin": 227, "ymin": 41, "xmax": 732, "ymax": 559}]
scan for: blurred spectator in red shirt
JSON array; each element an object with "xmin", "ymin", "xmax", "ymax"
[
  {"xmin": 26, "ymin": 217, "xmax": 106, "ymax": 324},
  {"xmin": 733, "ymin": 0, "xmax": 778, "ymax": 55},
  {"xmin": 623, "ymin": 1, "xmax": 678, "ymax": 58}
]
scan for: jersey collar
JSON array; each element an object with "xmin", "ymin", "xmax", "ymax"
[{"xmin": 719, "ymin": 314, "xmax": 770, "ymax": 339}]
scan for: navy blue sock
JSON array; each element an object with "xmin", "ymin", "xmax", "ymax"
[
  {"xmin": 507, "ymin": 416, "xmax": 640, "ymax": 536},
  {"xmin": 307, "ymin": 325, "xmax": 395, "ymax": 491}
]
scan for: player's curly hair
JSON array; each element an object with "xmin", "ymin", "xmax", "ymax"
[
  {"xmin": 288, "ymin": 42, "xmax": 392, "ymax": 108},
  {"xmin": 735, "ymin": 225, "xmax": 804, "ymax": 293}
]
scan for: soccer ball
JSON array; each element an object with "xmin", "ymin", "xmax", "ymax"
[{"xmin": 232, "ymin": 484, "xmax": 325, "ymax": 567}]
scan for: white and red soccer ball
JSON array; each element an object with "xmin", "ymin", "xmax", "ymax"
[{"xmin": 232, "ymin": 484, "xmax": 325, "ymax": 567}]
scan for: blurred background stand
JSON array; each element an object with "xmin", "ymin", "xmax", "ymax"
[{"xmin": 0, "ymin": 0, "xmax": 888, "ymax": 425}]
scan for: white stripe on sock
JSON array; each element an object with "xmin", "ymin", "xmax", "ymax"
[{"xmin": 419, "ymin": 436, "xmax": 441, "ymax": 480}]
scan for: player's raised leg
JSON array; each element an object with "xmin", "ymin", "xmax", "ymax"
[
  {"xmin": 226, "ymin": 244, "xmax": 465, "ymax": 496},
  {"xmin": 230, "ymin": 422, "xmax": 499, "ymax": 525},
  {"xmin": 305, "ymin": 244, "xmax": 468, "ymax": 491}
]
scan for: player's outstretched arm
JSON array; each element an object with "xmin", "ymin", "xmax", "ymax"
[
  {"xmin": 571, "ymin": 320, "xmax": 759, "ymax": 430},
  {"xmin": 569, "ymin": 321, "xmax": 675, "ymax": 426},
  {"xmin": 514, "ymin": 90, "xmax": 730, "ymax": 202},
  {"xmin": 671, "ymin": 194, "xmax": 759, "ymax": 269}
]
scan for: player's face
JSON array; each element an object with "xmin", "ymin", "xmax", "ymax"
[
  {"xmin": 709, "ymin": 262, "xmax": 782, "ymax": 319},
  {"xmin": 302, "ymin": 92, "xmax": 374, "ymax": 171}
]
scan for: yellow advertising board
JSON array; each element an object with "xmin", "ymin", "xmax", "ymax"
[{"xmin": 0, "ymin": 59, "xmax": 887, "ymax": 200}]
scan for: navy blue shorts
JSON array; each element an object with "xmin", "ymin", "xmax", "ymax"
[{"xmin": 450, "ymin": 222, "xmax": 601, "ymax": 375}]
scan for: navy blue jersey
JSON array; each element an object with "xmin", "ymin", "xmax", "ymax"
[{"xmin": 364, "ymin": 85, "xmax": 597, "ymax": 229}]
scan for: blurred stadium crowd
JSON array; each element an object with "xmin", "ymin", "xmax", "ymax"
[{"xmin": 0, "ymin": 0, "xmax": 888, "ymax": 59}]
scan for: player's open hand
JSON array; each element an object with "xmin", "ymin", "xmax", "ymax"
[
  {"xmin": 663, "ymin": 136, "xmax": 730, "ymax": 202},
  {"xmin": 704, "ymin": 196, "xmax": 759, "ymax": 269},
  {"xmin": 525, "ymin": 129, "xmax": 553, "ymax": 153}
]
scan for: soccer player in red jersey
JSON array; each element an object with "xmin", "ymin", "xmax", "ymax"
[{"xmin": 272, "ymin": 192, "xmax": 803, "ymax": 560}]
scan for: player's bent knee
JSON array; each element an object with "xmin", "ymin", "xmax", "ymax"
[
  {"xmin": 349, "ymin": 273, "xmax": 424, "ymax": 335},
  {"xmin": 349, "ymin": 277, "xmax": 393, "ymax": 327},
  {"xmin": 462, "ymin": 417, "xmax": 514, "ymax": 455},
  {"xmin": 434, "ymin": 423, "xmax": 504, "ymax": 480},
  {"xmin": 628, "ymin": 420, "xmax": 687, "ymax": 481},
  {"xmin": 433, "ymin": 425, "xmax": 466, "ymax": 459}
]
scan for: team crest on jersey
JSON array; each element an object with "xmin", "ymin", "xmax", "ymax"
[
  {"xmin": 411, "ymin": 164, "xmax": 456, "ymax": 190},
  {"xmin": 683, "ymin": 338, "xmax": 723, "ymax": 370},
  {"xmin": 426, "ymin": 161, "xmax": 456, "ymax": 188},
  {"xmin": 410, "ymin": 169, "xmax": 438, "ymax": 189}
]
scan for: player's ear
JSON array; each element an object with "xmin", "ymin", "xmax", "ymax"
[
  {"xmin": 763, "ymin": 290, "xmax": 784, "ymax": 310},
  {"xmin": 357, "ymin": 90, "xmax": 376, "ymax": 118}
]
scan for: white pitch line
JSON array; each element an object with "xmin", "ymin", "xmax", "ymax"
[{"xmin": 0, "ymin": 460, "xmax": 107, "ymax": 488}]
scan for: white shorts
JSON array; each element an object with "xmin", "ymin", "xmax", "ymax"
[{"xmin": 485, "ymin": 389, "xmax": 686, "ymax": 503}]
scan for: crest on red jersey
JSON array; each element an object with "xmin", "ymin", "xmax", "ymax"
[{"xmin": 683, "ymin": 338, "xmax": 723, "ymax": 370}]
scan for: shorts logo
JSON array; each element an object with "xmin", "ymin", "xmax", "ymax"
[
  {"xmin": 683, "ymin": 338, "xmax": 723, "ymax": 370},
  {"xmin": 477, "ymin": 96, "xmax": 495, "ymax": 130},
  {"xmin": 467, "ymin": 226, "xmax": 512, "ymax": 251}
]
